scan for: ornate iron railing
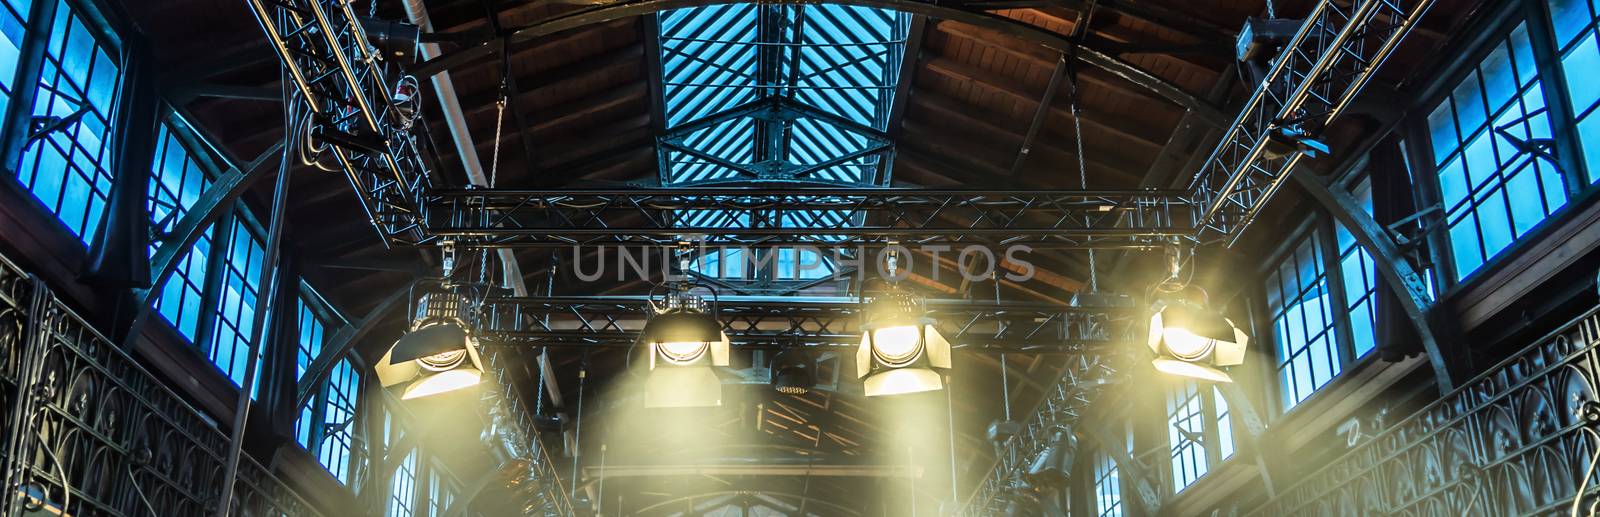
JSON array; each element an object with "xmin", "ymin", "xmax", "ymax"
[
  {"xmin": 1246, "ymin": 306, "xmax": 1600, "ymax": 516},
  {"xmin": 0, "ymin": 256, "xmax": 324, "ymax": 516}
]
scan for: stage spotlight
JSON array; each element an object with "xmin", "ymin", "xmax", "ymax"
[
  {"xmin": 856, "ymin": 291, "xmax": 952, "ymax": 397},
  {"xmin": 1023, "ymin": 429, "xmax": 1077, "ymax": 489},
  {"xmin": 639, "ymin": 294, "xmax": 730, "ymax": 408},
  {"xmin": 770, "ymin": 348, "xmax": 814, "ymax": 395},
  {"xmin": 1147, "ymin": 299, "xmax": 1248, "ymax": 383},
  {"xmin": 375, "ymin": 319, "xmax": 485, "ymax": 400}
]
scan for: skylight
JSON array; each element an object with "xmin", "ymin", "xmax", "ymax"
[
  {"xmin": 657, "ymin": 4, "xmax": 909, "ymax": 186},
  {"xmin": 654, "ymin": 4, "xmax": 910, "ymax": 291}
]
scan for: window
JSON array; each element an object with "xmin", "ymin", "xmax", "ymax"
[
  {"xmin": 1333, "ymin": 182, "xmax": 1378, "ymax": 359},
  {"xmin": 427, "ymin": 462, "xmax": 459, "ymax": 517},
  {"xmin": 657, "ymin": 5, "xmax": 903, "ymax": 292},
  {"xmin": 1548, "ymin": 0, "xmax": 1600, "ymax": 180},
  {"xmin": 1166, "ymin": 381, "xmax": 1234, "ymax": 492},
  {"xmin": 1093, "ymin": 451, "xmax": 1123, "ymax": 517},
  {"xmin": 316, "ymin": 358, "xmax": 359, "ymax": 483},
  {"xmin": 294, "ymin": 296, "xmax": 327, "ymax": 448},
  {"xmin": 1265, "ymin": 231, "xmax": 1340, "ymax": 410},
  {"xmin": 0, "ymin": 0, "xmax": 29, "ymax": 117},
  {"xmin": 389, "ymin": 449, "xmax": 418, "ymax": 517},
  {"xmin": 208, "ymin": 216, "xmax": 264, "ymax": 390},
  {"xmin": 148, "ymin": 122, "xmax": 213, "ymax": 340},
  {"xmin": 1426, "ymin": 22, "xmax": 1565, "ymax": 278},
  {"xmin": 15, "ymin": 0, "xmax": 121, "ymax": 242}
]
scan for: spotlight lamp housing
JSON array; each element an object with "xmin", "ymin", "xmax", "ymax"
[
  {"xmin": 376, "ymin": 318, "xmax": 486, "ymax": 400},
  {"xmin": 639, "ymin": 291, "xmax": 730, "ymax": 408},
  {"xmin": 856, "ymin": 291, "xmax": 952, "ymax": 397},
  {"xmin": 1023, "ymin": 429, "xmax": 1077, "ymax": 489},
  {"xmin": 769, "ymin": 348, "xmax": 815, "ymax": 395},
  {"xmin": 1147, "ymin": 299, "xmax": 1248, "ymax": 383}
]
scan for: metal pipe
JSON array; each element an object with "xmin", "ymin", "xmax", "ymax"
[{"xmin": 214, "ymin": 96, "xmax": 295, "ymax": 517}]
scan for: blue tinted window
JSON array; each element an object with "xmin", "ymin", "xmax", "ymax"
[
  {"xmin": 318, "ymin": 358, "xmax": 359, "ymax": 483},
  {"xmin": 1427, "ymin": 23, "xmax": 1564, "ymax": 278},
  {"xmin": 389, "ymin": 449, "xmax": 418, "ymax": 517},
  {"xmin": 658, "ymin": 6, "xmax": 902, "ymax": 289},
  {"xmin": 1549, "ymin": 0, "xmax": 1600, "ymax": 181},
  {"xmin": 148, "ymin": 123, "xmax": 213, "ymax": 340},
  {"xmin": 427, "ymin": 463, "xmax": 459, "ymax": 517},
  {"xmin": 209, "ymin": 217, "xmax": 264, "ymax": 392},
  {"xmin": 1094, "ymin": 450, "xmax": 1123, "ymax": 516},
  {"xmin": 294, "ymin": 296, "xmax": 327, "ymax": 449},
  {"xmin": 0, "ymin": 0, "xmax": 28, "ymax": 118},
  {"xmin": 1333, "ymin": 183, "xmax": 1378, "ymax": 359},
  {"xmin": 15, "ymin": 0, "xmax": 121, "ymax": 243},
  {"xmin": 1266, "ymin": 232, "xmax": 1340, "ymax": 410},
  {"xmin": 1167, "ymin": 381, "xmax": 1208, "ymax": 491}
]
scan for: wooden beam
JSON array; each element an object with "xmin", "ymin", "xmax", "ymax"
[{"xmin": 920, "ymin": 53, "xmax": 1167, "ymax": 155}]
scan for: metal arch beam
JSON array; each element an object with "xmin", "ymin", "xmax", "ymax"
[
  {"xmin": 295, "ymin": 285, "xmax": 411, "ymax": 409},
  {"xmin": 120, "ymin": 138, "xmax": 285, "ymax": 349},
  {"xmin": 411, "ymin": 0, "xmax": 1227, "ymax": 126},
  {"xmin": 1081, "ymin": 417, "xmax": 1162, "ymax": 515},
  {"xmin": 1290, "ymin": 170, "xmax": 1454, "ymax": 394}
]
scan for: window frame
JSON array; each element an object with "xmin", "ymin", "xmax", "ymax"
[
  {"xmin": 1163, "ymin": 380, "xmax": 1235, "ymax": 493},
  {"xmin": 1405, "ymin": 0, "xmax": 1600, "ymax": 291},
  {"xmin": 8, "ymin": 0, "xmax": 127, "ymax": 244},
  {"xmin": 1256, "ymin": 216, "xmax": 1373, "ymax": 413}
]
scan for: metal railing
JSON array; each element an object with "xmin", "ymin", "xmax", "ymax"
[
  {"xmin": 1245, "ymin": 305, "xmax": 1600, "ymax": 516},
  {"xmin": 0, "ymin": 255, "xmax": 325, "ymax": 516}
]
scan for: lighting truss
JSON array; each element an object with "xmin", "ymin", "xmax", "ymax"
[
  {"xmin": 473, "ymin": 296, "xmax": 1135, "ymax": 352},
  {"xmin": 422, "ymin": 188, "xmax": 1198, "ymax": 249},
  {"xmin": 1188, "ymin": 0, "xmax": 1435, "ymax": 244},
  {"xmin": 246, "ymin": 0, "xmax": 1434, "ymax": 252},
  {"xmin": 965, "ymin": 354, "xmax": 1119, "ymax": 514},
  {"xmin": 246, "ymin": 0, "xmax": 433, "ymax": 245}
]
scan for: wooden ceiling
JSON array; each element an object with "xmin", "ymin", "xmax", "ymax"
[{"xmin": 124, "ymin": 0, "xmax": 1484, "ymax": 512}]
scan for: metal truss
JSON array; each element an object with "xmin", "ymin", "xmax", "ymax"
[
  {"xmin": 963, "ymin": 353, "xmax": 1123, "ymax": 515},
  {"xmin": 475, "ymin": 296, "xmax": 1137, "ymax": 352},
  {"xmin": 423, "ymin": 188, "xmax": 1198, "ymax": 249},
  {"xmin": 246, "ymin": 0, "xmax": 433, "ymax": 245},
  {"xmin": 0, "ymin": 256, "xmax": 322, "ymax": 516},
  {"xmin": 243, "ymin": 0, "xmax": 1431, "ymax": 253},
  {"xmin": 1187, "ymin": 0, "xmax": 1435, "ymax": 244}
]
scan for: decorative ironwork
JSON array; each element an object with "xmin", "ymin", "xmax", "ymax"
[
  {"xmin": 423, "ymin": 188, "xmax": 1198, "ymax": 249},
  {"xmin": 0, "ymin": 255, "xmax": 324, "ymax": 516},
  {"xmin": 1188, "ymin": 0, "xmax": 1435, "ymax": 244},
  {"xmin": 477, "ymin": 295, "xmax": 1130, "ymax": 352},
  {"xmin": 1245, "ymin": 306, "xmax": 1600, "ymax": 516}
]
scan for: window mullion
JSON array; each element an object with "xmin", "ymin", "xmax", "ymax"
[
  {"xmin": 0, "ymin": 0, "xmax": 57, "ymax": 170},
  {"xmin": 1524, "ymin": 0, "xmax": 1593, "ymax": 187},
  {"xmin": 194, "ymin": 209, "xmax": 234, "ymax": 351},
  {"xmin": 1403, "ymin": 119, "xmax": 1461, "ymax": 288},
  {"xmin": 1317, "ymin": 215, "xmax": 1358, "ymax": 369}
]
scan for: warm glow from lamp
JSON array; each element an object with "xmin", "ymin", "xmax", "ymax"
[
  {"xmin": 657, "ymin": 341, "xmax": 710, "ymax": 365},
  {"xmin": 862, "ymin": 368, "xmax": 944, "ymax": 396},
  {"xmin": 1151, "ymin": 358, "xmax": 1233, "ymax": 383},
  {"xmin": 870, "ymin": 325, "xmax": 923, "ymax": 364},
  {"xmin": 1161, "ymin": 327, "xmax": 1216, "ymax": 360},
  {"xmin": 402, "ymin": 369, "xmax": 483, "ymax": 399}
]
